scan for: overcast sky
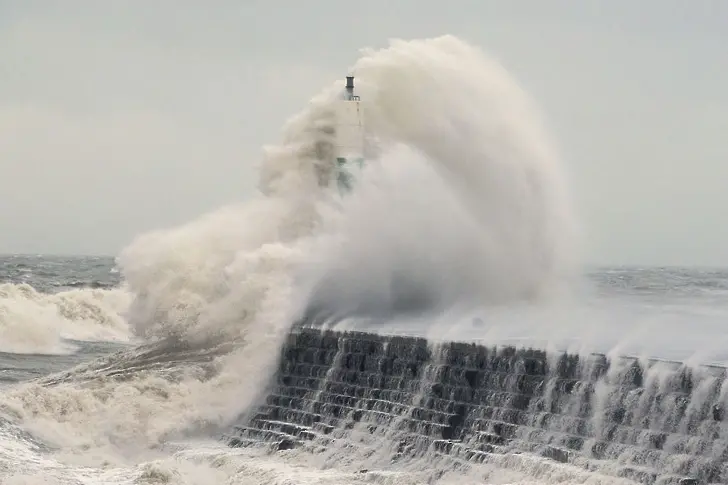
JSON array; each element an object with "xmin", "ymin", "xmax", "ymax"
[{"xmin": 1, "ymin": 1, "xmax": 726, "ymax": 266}]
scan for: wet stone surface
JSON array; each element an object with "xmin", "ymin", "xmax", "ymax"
[{"xmin": 225, "ymin": 328, "xmax": 728, "ymax": 484}]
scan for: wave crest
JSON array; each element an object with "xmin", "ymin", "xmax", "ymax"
[{"xmin": 0, "ymin": 283, "xmax": 131, "ymax": 355}]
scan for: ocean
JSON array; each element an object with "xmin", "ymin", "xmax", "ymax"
[
  {"xmin": 2, "ymin": 36, "xmax": 726, "ymax": 484},
  {"xmin": 3, "ymin": 257, "xmax": 727, "ymax": 484}
]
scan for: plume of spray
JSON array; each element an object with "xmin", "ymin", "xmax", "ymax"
[
  {"xmin": 120, "ymin": 34, "xmax": 578, "ymax": 347},
  {"xmin": 2, "ymin": 35, "xmax": 579, "ymax": 463},
  {"xmin": 295, "ymin": 36, "xmax": 579, "ymax": 325}
]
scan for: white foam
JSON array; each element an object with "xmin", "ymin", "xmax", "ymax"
[{"xmin": 0, "ymin": 283, "xmax": 132, "ymax": 355}]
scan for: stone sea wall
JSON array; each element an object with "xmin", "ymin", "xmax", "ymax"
[{"xmin": 226, "ymin": 328, "xmax": 728, "ymax": 484}]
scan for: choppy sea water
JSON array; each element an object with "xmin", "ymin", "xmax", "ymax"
[{"xmin": 1, "ymin": 255, "xmax": 727, "ymax": 484}]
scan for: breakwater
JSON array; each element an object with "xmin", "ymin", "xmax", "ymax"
[{"xmin": 226, "ymin": 328, "xmax": 728, "ymax": 484}]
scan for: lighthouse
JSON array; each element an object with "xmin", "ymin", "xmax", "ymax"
[{"xmin": 332, "ymin": 75, "xmax": 365, "ymax": 192}]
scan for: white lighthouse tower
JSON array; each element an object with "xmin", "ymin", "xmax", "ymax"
[{"xmin": 332, "ymin": 75, "xmax": 365, "ymax": 192}]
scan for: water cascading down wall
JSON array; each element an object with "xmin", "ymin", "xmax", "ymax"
[{"xmin": 226, "ymin": 328, "xmax": 728, "ymax": 484}]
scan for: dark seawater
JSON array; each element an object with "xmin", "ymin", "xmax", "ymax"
[{"xmin": 0, "ymin": 254, "xmax": 120, "ymax": 292}]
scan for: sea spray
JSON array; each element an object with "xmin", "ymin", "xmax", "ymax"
[
  {"xmin": 295, "ymin": 36, "xmax": 578, "ymax": 327},
  {"xmin": 1, "ymin": 36, "xmax": 577, "ymax": 471}
]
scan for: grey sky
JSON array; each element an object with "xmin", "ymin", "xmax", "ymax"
[{"xmin": 1, "ymin": 1, "xmax": 726, "ymax": 265}]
